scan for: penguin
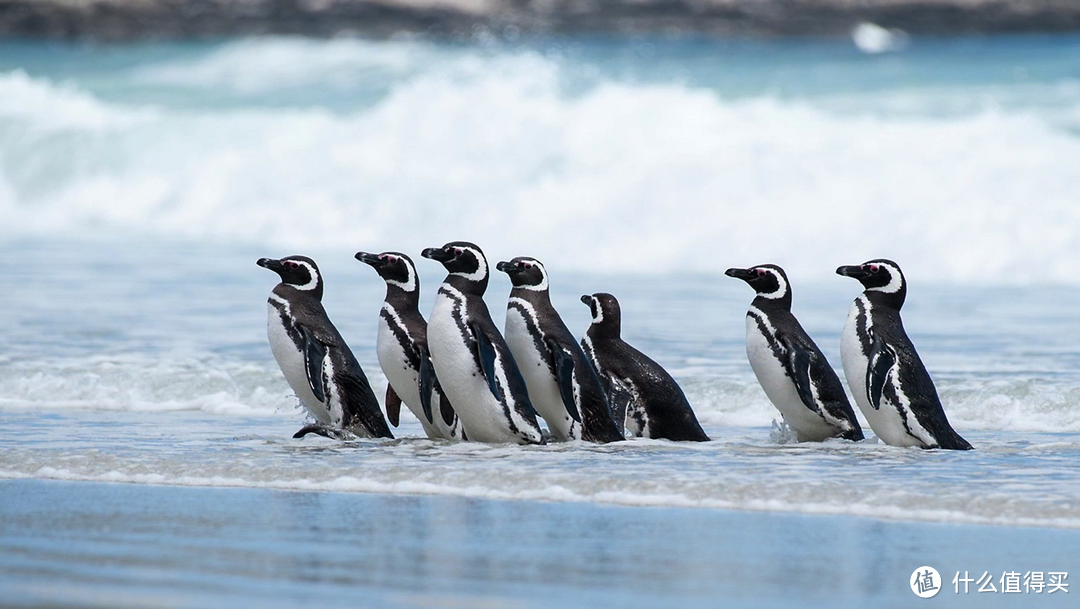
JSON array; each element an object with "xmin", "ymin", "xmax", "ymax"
[
  {"xmin": 836, "ymin": 259, "xmax": 972, "ymax": 450},
  {"xmin": 420, "ymin": 242, "xmax": 546, "ymax": 445},
  {"xmin": 580, "ymin": 292, "xmax": 710, "ymax": 442},
  {"xmin": 355, "ymin": 251, "xmax": 464, "ymax": 441},
  {"xmin": 496, "ymin": 257, "xmax": 624, "ymax": 443},
  {"xmin": 725, "ymin": 265, "xmax": 864, "ymax": 442},
  {"xmin": 257, "ymin": 256, "xmax": 393, "ymax": 440}
]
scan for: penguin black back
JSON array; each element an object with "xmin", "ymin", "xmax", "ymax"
[{"xmin": 581, "ymin": 293, "xmax": 709, "ymax": 442}]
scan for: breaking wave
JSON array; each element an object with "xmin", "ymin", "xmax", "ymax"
[{"xmin": 2, "ymin": 38, "xmax": 1080, "ymax": 282}]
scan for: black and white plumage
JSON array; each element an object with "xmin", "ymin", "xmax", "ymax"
[
  {"xmin": 356, "ymin": 251, "xmax": 464, "ymax": 441},
  {"xmin": 257, "ymin": 255, "xmax": 393, "ymax": 440},
  {"xmin": 836, "ymin": 259, "xmax": 972, "ymax": 450},
  {"xmin": 725, "ymin": 265, "xmax": 864, "ymax": 442},
  {"xmin": 497, "ymin": 257, "xmax": 623, "ymax": 443},
  {"xmin": 420, "ymin": 242, "xmax": 545, "ymax": 445},
  {"xmin": 580, "ymin": 293, "xmax": 709, "ymax": 442}
]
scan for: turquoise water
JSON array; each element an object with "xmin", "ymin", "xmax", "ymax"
[{"xmin": 2, "ymin": 34, "xmax": 1080, "ymax": 607}]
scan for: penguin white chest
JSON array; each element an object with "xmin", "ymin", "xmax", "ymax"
[
  {"xmin": 376, "ymin": 313, "xmax": 421, "ymax": 409},
  {"xmin": 427, "ymin": 292, "xmax": 515, "ymax": 442},
  {"xmin": 839, "ymin": 298, "xmax": 920, "ymax": 446},
  {"xmin": 744, "ymin": 314, "xmax": 801, "ymax": 406},
  {"xmin": 744, "ymin": 312, "xmax": 822, "ymax": 437},
  {"xmin": 839, "ymin": 298, "xmax": 870, "ymax": 411},
  {"xmin": 266, "ymin": 301, "xmax": 331, "ymax": 424},
  {"xmin": 504, "ymin": 305, "xmax": 576, "ymax": 441}
]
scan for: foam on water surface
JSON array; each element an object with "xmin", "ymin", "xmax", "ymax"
[{"xmin": 2, "ymin": 37, "xmax": 1080, "ymax": 282}]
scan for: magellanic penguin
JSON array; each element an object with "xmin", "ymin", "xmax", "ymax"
[
  {"xmin": 355, "ymin": 251, "xmax": 464, "ymax": 441},
  {"xmin": 836, "ymin": 259, "xmax": 972, "ymax": 450},
  {"xmin": 421, "ymin": 242, "xmax": 546, "ymax": 445},
  {"xmin": 257, "ymin": 256, "xmax": 393, "ymax": 440},
  {"xmin": 725, "ymin": 265, "xmax": 864, "ymax": 442},
  {"xmin": 581, "ymin": 293, "xmax": 710, "ymax": 442},
  {"xmin": 497, "ymin": 257, "xmax": 624, "ymax": 443}
]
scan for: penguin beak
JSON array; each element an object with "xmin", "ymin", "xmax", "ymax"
[
  {"xmin": 257, "ymin": 258, "xmax": 283, "ymax": 272},
  {"xmin": 836, "ymin": 265, "xmax": 868, "ymax": 279},
  {"xmin": 495, "ymin": 261, "xmax": 515, "ymax": 274},
  {"xmin": 354, "ymin": 251, "xmax": 382, "ymax": 268},
  {"xmin": 580, "ymin": 295, "xmax": 591, "ymax": 305},
  {"xmin": 725, "ymin": 268, "xmax": 753, "ymax": 282},
  {"xmin": 421, "ymin": 247, "xmax": 453, "ymax": 263}
]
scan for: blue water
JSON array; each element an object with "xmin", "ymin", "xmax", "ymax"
[
  {"xmin": 2, "ymin": 33, "xmax": 1080, "ymax": 607},
  {"xmin": 2, "ymin": 479, "xmax": 1078, "ymax": 608}
]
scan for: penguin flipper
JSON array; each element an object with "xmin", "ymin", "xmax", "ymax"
[
  {"xmin": 607, "ymin": 376, "xmax": 634, "ymax": 434},
  {"xmin": 417, "ymin": 346, "xmax": 436, "ymax": 424},
  {"xmin": 547, "ymin": 339, "xmax": 582, "ymax": 424},
  {"xmin": 299, "ymin": 324, "xmax": 328, "ymax": 403},
  {"xmin": 778, "ymin": 333, "xmax": 818, "ymax": 414},
  {"xmin": 470, "ymin": 323, "xmax": 503, "ymax": 402},
  {"xmin": 385, "ymin": 384, "xmax": 401, "ymax": 428},
  {"xmin": 866, "ymin": 332, "xmax": 896, "ymax": 411},
  {"xmin": 437, "ymin": 387, "xmax": 457, "ymax": 427}
]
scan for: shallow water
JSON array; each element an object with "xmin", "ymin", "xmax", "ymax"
[
  {"xmin": 2, "ymin": 238, "xmax": 1080, "ymax": 529},
  {"xmin": 3, "ymin": 479, "xmax": 1078, "ymax": 608}
]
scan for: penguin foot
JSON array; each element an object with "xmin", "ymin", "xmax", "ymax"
[{"xmin": 293, "ymin": 424, "xmax": 349, "ymax": 440}]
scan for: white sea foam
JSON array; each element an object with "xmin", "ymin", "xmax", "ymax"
[
  {"xmin": 0, "ymin": 355, "xmax": 296, "ymax": 416},
  {"xmin": 0, "ymin": 70, "xmax": 156, "ymax": 132},
  {"xmin": 2, "ymin": 427, "xmax": 1078, "ymax": 529},
  {"xmin": 3, "ymin": 352, "xmax": 1077, "ymax": 434},
  {"xmin": 3, "ymin": 42, "xmax": 1080, "ymax": 283}
]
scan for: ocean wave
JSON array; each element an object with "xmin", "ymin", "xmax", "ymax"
[
  {"xmin": 3, "ymin": 353, "xmax": 1078, "ymax": 433},
  {"xmin": 0, "ymin": 355, "xmax": 296, "ymax": 416},
  {"xmin": 2, "ymin": 47, "xmax": 1080, "ymax": 283}
]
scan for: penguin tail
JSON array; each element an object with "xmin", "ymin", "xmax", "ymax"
[{"xmin": 935, "ymin": 430, "xmax": 974, "ymax": 451}]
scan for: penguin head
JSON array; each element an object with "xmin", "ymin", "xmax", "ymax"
[
  {"xmin": 496, "ymin": 257, "xmax": 549, "ymax": 291},
  {"xmin": 421, "ymin": 242, "xmax": 488, "ymax": 287},
  {"xmin": 836, "ymin": 259, "xmax": 907, "ymax": 307},
  {"xmin": 257, "ymin": 255, "xmax": 323, "ymax": 299},
  {"xmin": 581, "ymin": 292, "xmax": 621, "ymax": 338},
  {"xmin": 725, "ymin": 264, "xmax": 791, "ymax": 306},
  {"xmin": 355, "ymin": 251, "xmax": 418, "ymax": 293}
]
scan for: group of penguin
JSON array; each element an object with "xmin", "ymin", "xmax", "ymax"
[{"xmin": 258, "ymin": 241, "xmax": 971, "ymax": 451}]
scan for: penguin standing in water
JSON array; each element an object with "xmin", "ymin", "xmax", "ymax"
[
  {"xmin": 581, "ymin": 293, "xmax": 709, "ymax": 442},
  {"xmin": 257, "ymin": 256, "xmax": 393, "ymax": 440},
  {"xmin": 355, "ymin": 251, "xmax": 463, "ymax": 440},
  {"xmin": 836, "ymin": 259, "xmax": 972, "ymax": 450},
  {"xmin": 497, "ymin": 257, "xmax": 623, "ymax": 443},
  {"xmin": 421, "ymin": 242, "xmax": 546, "ymax": 445},
  {"xmin": 726, "ymin": 265, "xmax": 863, "ymax": 442}
]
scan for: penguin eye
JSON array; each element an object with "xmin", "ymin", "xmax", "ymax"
[
  {"xmin": 755, "ymin": 269, "xmax": 767, "ymax": 277},
  {"xmin": 868, "ymin": 264, "xmax": 880, "ymax": 273},
  {"xmin": 286, "ymin": 261, "xmax": 299, "ymax": 269}
]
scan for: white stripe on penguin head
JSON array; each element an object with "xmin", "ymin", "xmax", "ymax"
[
  {"xmin": 452, "ymin": 245, "xmax": 488, "ymax": 283},
  {"xmin": 865, "ymin": 262, "xmax": 904, "ymax": 294},
  {"xmin": 755, "ymin": 266, "xmax": 789, "ymax": 300},
  {"xmin": 520, "ymin": 258, "xmax": 549, "ymax": 292},
  {"xmin": 385, "ymin": 255, "xmax": 417, "ymax": 292},
  {"xmin": 288, "ymin": 260, "xmax": 320, "ymax": 292}
]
